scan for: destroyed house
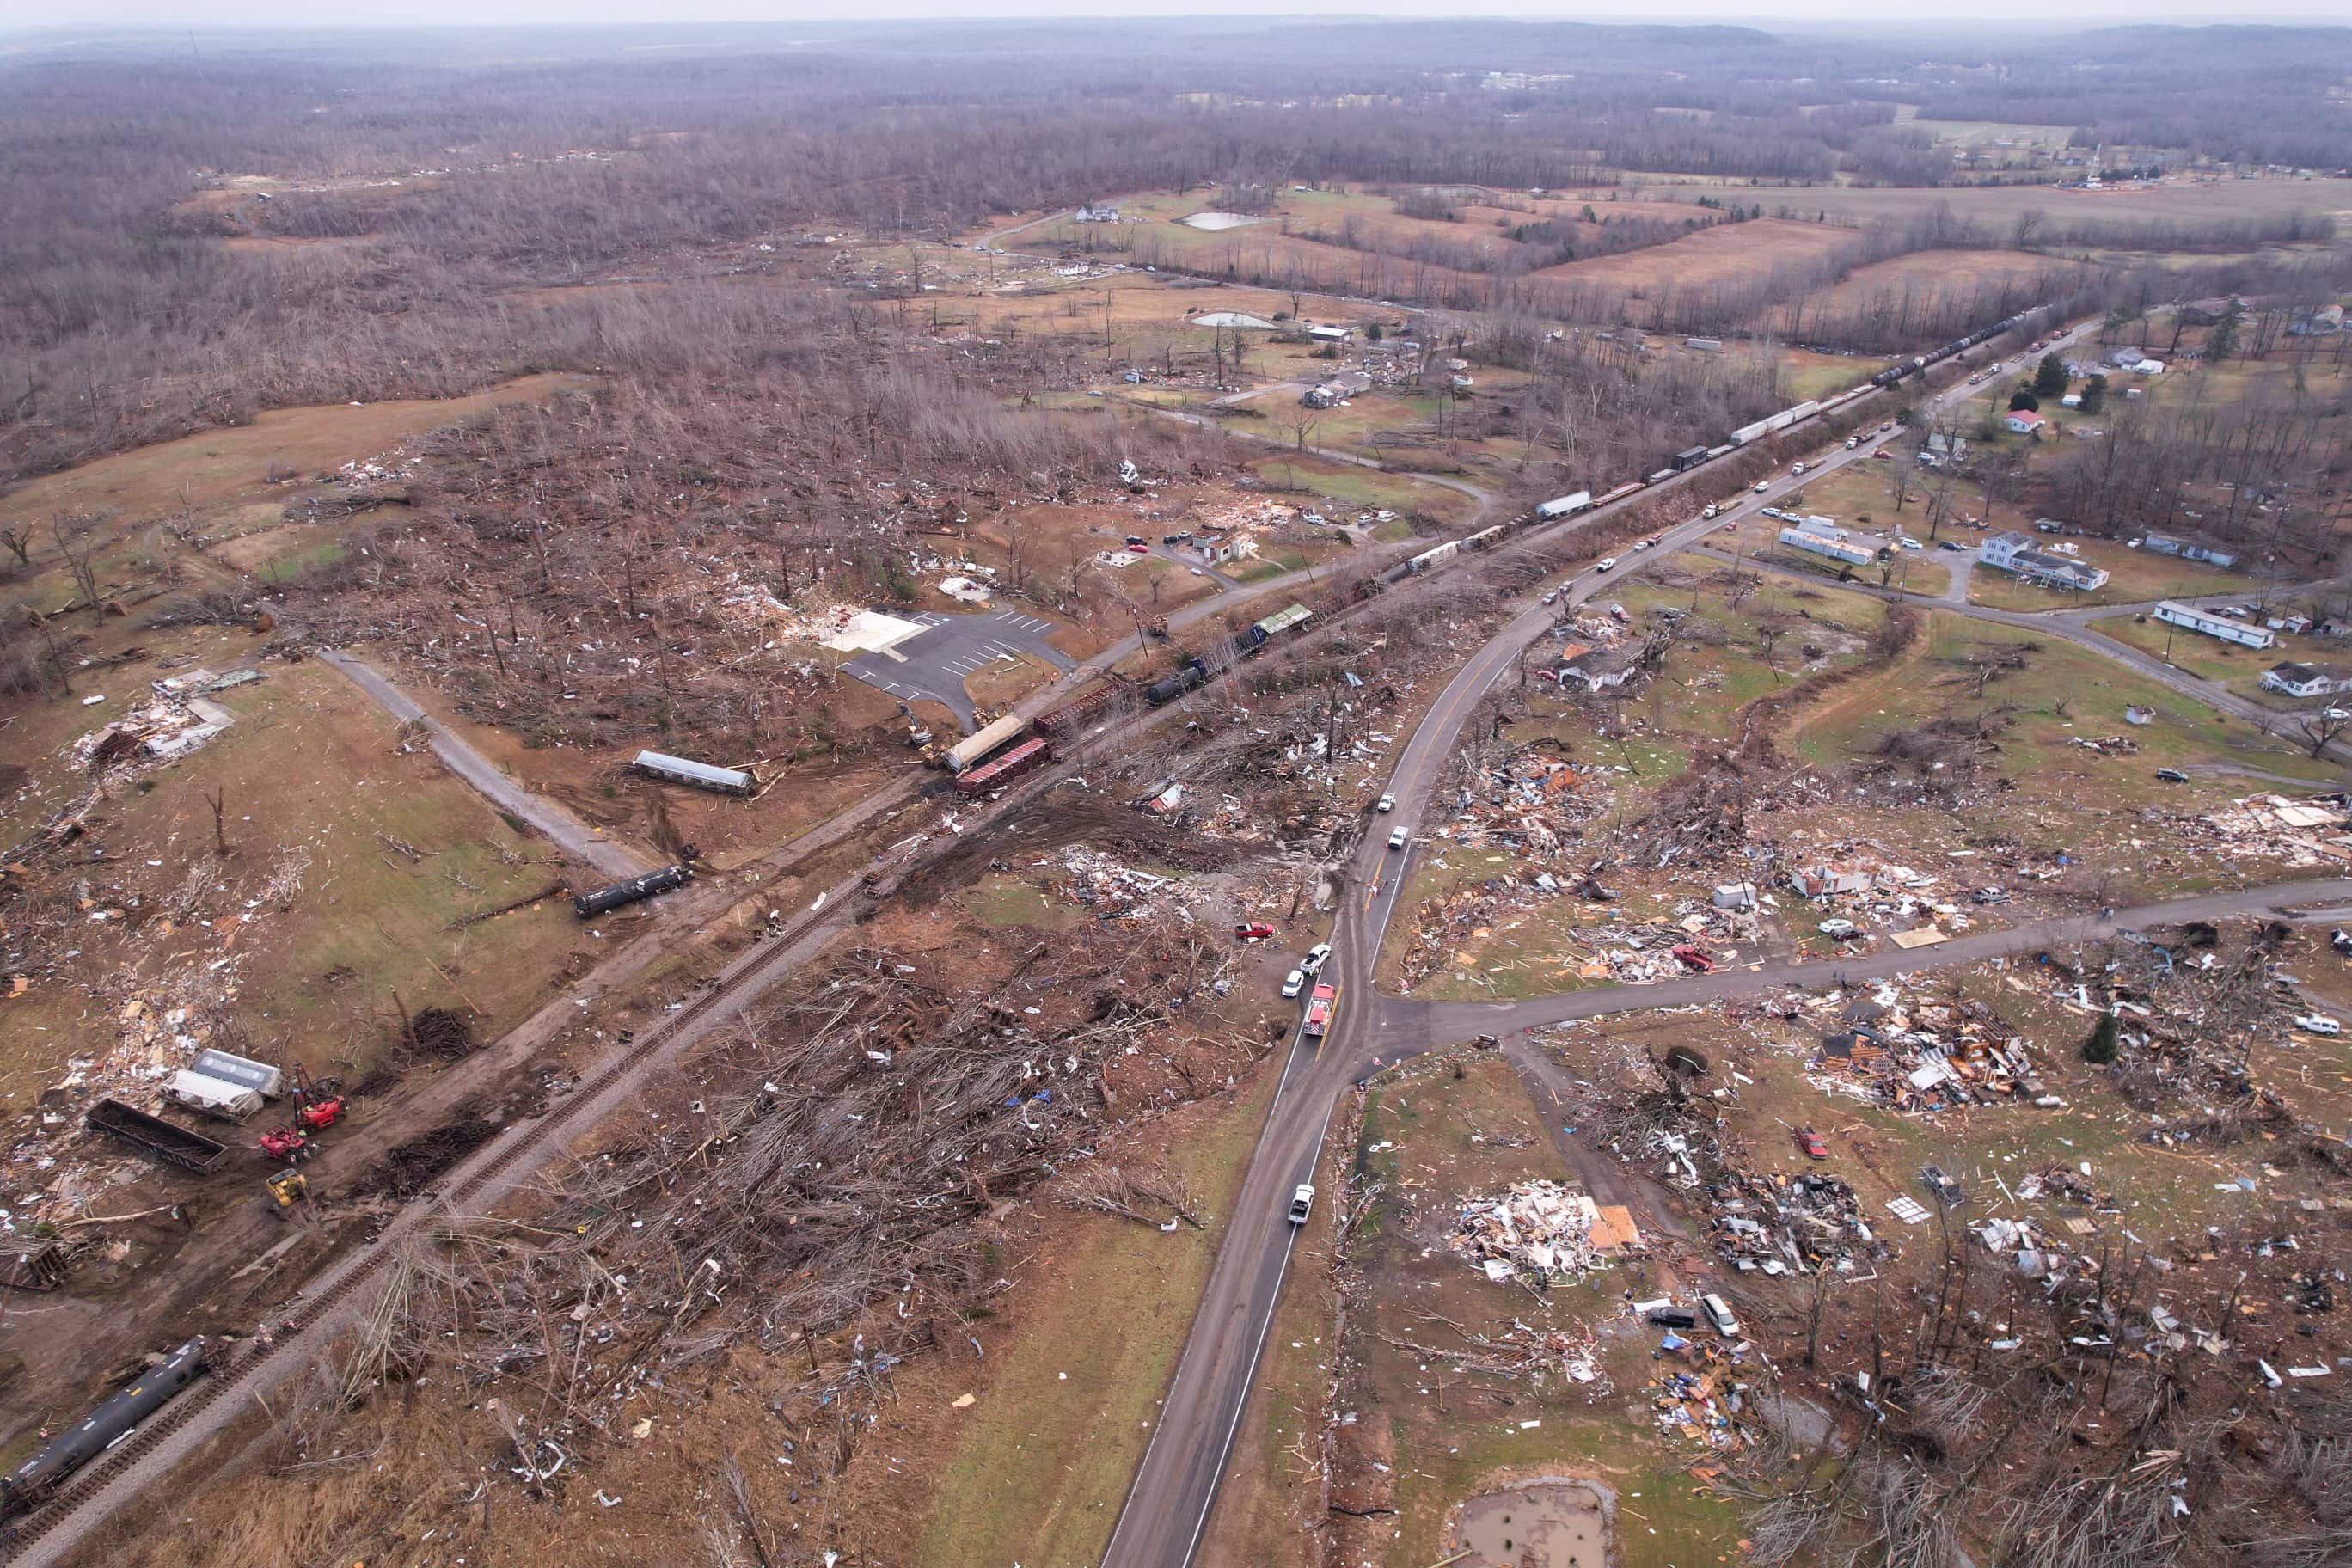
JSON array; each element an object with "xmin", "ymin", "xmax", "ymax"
[
  {"xmin": 1555, "ymin": 645, "xmax": 1645, "ymax": 693},
  {"xmin": 1790, "ymin": 862, "xmax": 1872, "ymax": 897},
  {"xmin": 2263, "ymin": 662, "xmax": 2352, "ymax": 699},
  {"xmin": 1978, "ymin": 531, "xmax": 2110, "ymax": 591}
]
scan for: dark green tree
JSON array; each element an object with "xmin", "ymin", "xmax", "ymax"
[
  {"xmin": 2079, "ymin": 375, "xmax": 2107, "ymax": 413},
  {"xmin": 2032, "ymin": 352, "xmax": 2069, "ymax": 400},
  {"xmin": 2082, "ymin": 1013, "xmax": 2121, "ymax": 1064},
  {"xmin": 2008, "ymin": 390, "xmax": 2041, "ymax": 413}
]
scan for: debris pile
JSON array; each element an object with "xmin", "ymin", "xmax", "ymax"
[
  {"xmin": 1052, "ymin": 848, "xmax": 1182, "ymax": 920},
  {"xmin": 1448, "ymin": 1179, "xmax": 1603, "ymax": 1283},
  {"xmin": 1646, "ymin": 1342, "xmax": 1751, "ymax": 1452},
  {"xmin": 1806, "ymin": 988, "xmax": 2044, "ymax": 1112},
  {"xmin": 1385, "ymin": 1319, "xmax": 1606, "ymax": 1387},
  {"xmin": 2188, "ymin": 793, "xmax": 2352, "ymax": 868},
  {"xmin": 71, "ymin": 678, "xmax": 245, "ymax": 771},
  {"xmin": 1706, "ymin": 1167, "xmax": 1886, "ymax": 1277}
]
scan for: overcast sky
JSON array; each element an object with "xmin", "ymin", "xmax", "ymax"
[{"xmin": 9, "ymin": 1, "xmax": 2343, "ymax": 34}]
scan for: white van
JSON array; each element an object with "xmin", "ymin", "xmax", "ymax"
[
  {"xmin": 1700, "ymin": 1292, "xmax": 1743, "ymax": 1338},
  {"xmin": 2295, "ymin": 1014, "xmax": 2342, "ymax": 1036}
]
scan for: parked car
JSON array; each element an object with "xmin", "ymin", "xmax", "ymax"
[
  {"xmin": 1376, "ymin": 793, "xmax": 1396, "ymax": 812},
  {"xmin": 1796, "ymin": 1126, "xmax": 1828, "ymax": 1160},
  {"xmin": 1645, "ymin": 1305, "xmax": 1697, "ymax": 1330},
  {"xmin": 1163, "ymin": 533, "xmax": 1184, "ymax": 544},
  {"xmin": 1700, "ymin": 1293, "xmax": 1743, "ymax": 1338},
  {"xmin": 2155, "ymin": 768, "xmax": 2190, "ymax": 783},
  {"xmin": 1594, "ymin": 556, "xmax": 1618, "ymax": 573},
  {"xmin": 1873, "ymin": 450, "xmax": 1892, "ymax": 461},
  {"xmin": 1299, "ymin": 942, "xmax": 1332, "ymax": 976},
  {"xmin": 1971, "ymin": 887, "xmax": 2011, "ymax": 905},
  {"xmin": 1897, "ymin": 536, "xmax": 1922, "ymax": 551},
  {"xmin": 1540, "ymin": 589, "xmax": 1559, "ymax": 604},
  {"xmin": 1125, "ymin": 542, "xmax": 1150, "ymax": 554},
  {"xmin": 1939, "ymin": 539, "xmax": 1968, "ymax": 552},
  {"xmin": 1288, "ymin": 1184, "xmax": 1316, "ymax": 1224},
  {"xmin": 1387, "ymin": 827, "xmax": 1410, "ymax": 850},
  {"xmin": 1281, "ymin": 969, "xmax": 1306, "ymax": 999},
  {"xmin": 1761, "ymin": 506, "xmax": 1788, "ymax": 521},
  {"xmin": 2295, "ymin": 1014, "xmax": 2343, "ymax": 1036},
  {"xmin": 1124, "ymin": 535, "xmax": 1147, "ymax": 546},
  {"xmin": 1818, "ymin": 918, "xmax": 1861, "ymax": 940},
  {"xmin": 1234, "ymin": 922, "xmax": 1277, "ymax": 940}
]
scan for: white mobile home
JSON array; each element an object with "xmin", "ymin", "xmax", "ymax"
[{"xmin": 2154, "ymin": 601, "xmax": 2275, "ymax": 649}]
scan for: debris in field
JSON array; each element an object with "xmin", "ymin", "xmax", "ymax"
[
  {"xmin": 1448, "ymin": 1179, "xmax": 1604, "ymax": 1282},
  {"xmin": 1647, "ymin": 1339, "xmax": 1751, "ymax": 1451}
]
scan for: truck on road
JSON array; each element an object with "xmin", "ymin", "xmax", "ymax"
[{"xmin": 1303, "ymin": 983, "xmax": 1337, "ymax": 1041}]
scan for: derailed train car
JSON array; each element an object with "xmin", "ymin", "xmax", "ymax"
[{"xmin": 2, "ymin": 1338, "xmax": 210, "ymax": 1516}]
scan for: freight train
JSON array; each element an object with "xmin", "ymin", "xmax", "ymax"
[
  {"xmin": 1504, "ymin": 303, "xmax": 2058, "ymax": 530},
  {"xmin": 1867, "ymin": 305, "xmax": 2050, "ymax": 390},
  {"xmin": 1, "ymin": 1338, "xmax": 210, "ymax": 1516}
]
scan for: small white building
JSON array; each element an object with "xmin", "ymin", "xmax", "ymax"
[
  {"xmin": 1306, "ymin": 323, "xmax": 1353, "ymax": 344},
  {"xmin": 1073, "ymin": 203, "xmax": 1121, "ymax": 224},
  {"xmin": 2002, "ymin": 409, "xmax": 2048, "ymax": 436},
  {"xmin": 2154, "ymin": 600, "xmax": 2275, "ymax": 649}
]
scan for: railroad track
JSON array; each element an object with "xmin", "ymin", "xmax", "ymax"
[{"xmin": 0, "ymin": 885, "xmax": 846, "ymax": 1561}]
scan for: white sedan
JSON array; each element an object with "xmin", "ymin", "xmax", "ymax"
[{"xmin": 1281, "ymin": 969, "xmax": 1306, "ymax": 999}]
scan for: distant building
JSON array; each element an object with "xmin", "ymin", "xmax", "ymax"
[
  {"xmin": 2154, "ymin": 600, "xmax": 2275, "ymax": 648},
  {"xmin": 1306, "ymin": 323, "xmax": 1354, "ymax": 344},
  {"xmin": 2288, "ymin": 304, "xmax": 2344, "ymax": 336},
  {"xmin": 2177, "ymin": 297, "xmax": 2240, "ymax": 327},
  {"xmin": 2002, "ymin": 409, "xmax": 2048, "ymax": 436},
  {"xmin": 2263, "ymin": 662, "xmax": 2352, "ymax": 699},
  {"xmin": 2138, "ymin": 531, "xmax": 2237, "ymax": 568},
  {"xmin": 1073, "ymin": 203, "xmax": 1121, "ymax": 223},
  {"xmin": 1978, "ymin": 531, "xmax": 2110, "ymax": 591}
]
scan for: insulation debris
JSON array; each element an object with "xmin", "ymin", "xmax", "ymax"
[{"xmin": 1449, "ymin": 1179, "xmax": 1603, "ymax": 1283}]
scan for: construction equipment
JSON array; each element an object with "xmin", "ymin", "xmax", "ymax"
[
  {"xmin": 297, "ymin": 1095, "xmax": 346, "ymax": 1134},
  {"xmin": 265, "ymin": 1170, "xmax": 309, "ymax": 1219},
  {"xmin": 260, "ymin": 1125, "xmax": 312, "ymax": 1164}
]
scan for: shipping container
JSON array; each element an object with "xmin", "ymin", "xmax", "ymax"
[{"xmin": 1534, "ymin": 491, "xmax": 1593, "ymax": 520}]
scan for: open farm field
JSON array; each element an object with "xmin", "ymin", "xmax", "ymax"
[
  {"xmin": 1766, "ymin": 175, "xmax": 2352, "ymax": 234},
  {"xmin": 1528, "ymin": 217, "xmax": 1852, "ymax": 293}
]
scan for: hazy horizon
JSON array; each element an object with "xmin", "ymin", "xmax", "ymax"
[{"xmin": 7, "ymin": 6, "xmax": 2350, "ymax": 38}]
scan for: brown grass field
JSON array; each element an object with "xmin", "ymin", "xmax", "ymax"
[
  {"xmin": 1527, "ymin": 216, "xmax": 1853, "ymax": 291},
  {"xmin": 1798, "ymin": 247, "xmax": 2092, "ymax": 317}
]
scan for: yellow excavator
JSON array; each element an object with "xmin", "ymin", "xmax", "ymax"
[{"xmin": 265, "ymin": 1170, "xmax": 309, "ymax": 1220}]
